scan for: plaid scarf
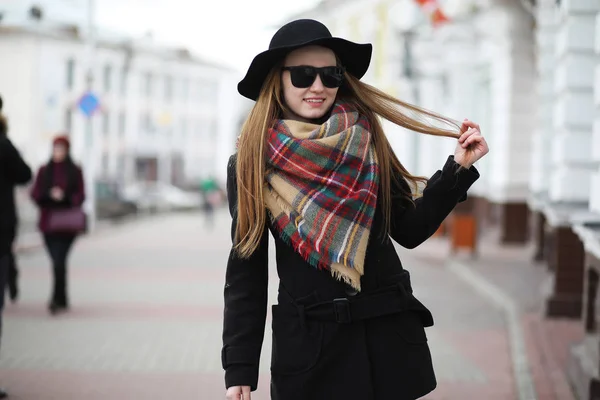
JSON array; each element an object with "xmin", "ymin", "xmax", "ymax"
[{"xmin": 264, "ymin": 103, "xmax": 379, "ymax": 291}]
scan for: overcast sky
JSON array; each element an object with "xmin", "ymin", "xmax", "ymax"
[
  {"xmin": 92, "ymin": 0, "xmax": 322, "ymax": 72},
  {"xmin": 1, "ymin": 0, "xmax": 322, "ymax": 71}
]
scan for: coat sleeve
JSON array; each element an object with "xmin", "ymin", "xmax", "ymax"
[
  {"xmin": 1, "ymin": 137, "xmax": 32, "ymax": 185},
  {"xmin": 221, "ymin": 154, "xmax": 269, "ymax": 392},
  {"xmin": 70, "ymin": 166, "xmax": 85, "ymax": 207},
  {"xmin": 389, "ymin": 155, "xmax": 480, "ymax": 249},
  {"xmin": 30, "ymin": 166, "xmax": 51, "ymax": 207}
]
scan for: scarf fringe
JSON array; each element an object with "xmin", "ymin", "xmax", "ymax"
[
  {"xmin": 268, "ymin": 187, "xmax": 295, "ymax": 218},
  {"xmin": 268, "ymin": 209, "xmax": 364, "ymax": 291},
  {"xmin": 331, "ymin": 268, "xmax": 362, "ymax": 291}
]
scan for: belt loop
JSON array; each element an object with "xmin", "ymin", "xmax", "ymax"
[
  {"xmin": 296, "ymin": 304, "xmax": 307, "ymax": 331},
  {"xmin": 333, "ymin": 298, "xmax": 352, "ymax": 323}
]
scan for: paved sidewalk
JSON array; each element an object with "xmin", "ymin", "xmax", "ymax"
[
  {"xmin": 0, "ymin": 210, "xmax": 562, "ymax": 399},
  {"xmin": 410, "ymin": 232, "xmax": 584, "ymax": 400}
]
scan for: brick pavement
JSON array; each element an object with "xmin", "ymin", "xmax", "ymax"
[
  {"xmin": 410, "ymin": 232, "xmax": 584, "ymax": 400},
  {"xmin": 0, "ymin": 210, "xmax": 537, "ymax": 399}
]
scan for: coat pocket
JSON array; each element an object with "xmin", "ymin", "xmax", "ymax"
[
  {"xmin": 394, "ymin": 310, "xmax": 428, "ymax": 344},
  {"xmin": 270, "ymin": 304, "xmax": 323, "ymax": 375}
]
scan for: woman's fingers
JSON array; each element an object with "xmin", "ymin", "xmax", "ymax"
[
  {"xmin": 466, "ymin": 120, "xmax": 480, "ymax": 131},
  {"xmin": 460, "ymin": 120, "xmax": 470, "ymax": 134},
  {"xmin": 464, "ymin": 135, "xmax": 483, "ymax": 148},
  {"xmin": 462, "ymin": 119, "xmax": 480, "ymax": 130},
  {"xmin": 460, "ymin": 119, "xmax": 481, "ymax": 135},
  {"xmin": 242, "ymin": 386, "xmax": 251, "ymax": 400},
  {"xmin": 459, "ymin": 128, "xmax": 479, "ymax": 145},
  {"xmin": 226, "ymin": 386, "xmax": 243, "ymax": 400}
]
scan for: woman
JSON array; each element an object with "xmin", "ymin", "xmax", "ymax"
[
  {"xmin": 31, "ymin": 135, "xmax": 85, "ymax": 315},
  {"xmin": 223, "ymin": 19, "xmax": 489, "ymax": 400}
]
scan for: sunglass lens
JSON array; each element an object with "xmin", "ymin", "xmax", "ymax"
[
  {"xmin": 290, "ymin": 67, "xmax": 317, "ymax": 88},
  {"xmin": 320, "ymin": 67, "xmax": 344, "ymax": 88}
]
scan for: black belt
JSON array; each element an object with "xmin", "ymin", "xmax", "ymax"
[{"xmin": 276, "ymin": 272, "xmax": 417, "ymax": 324}]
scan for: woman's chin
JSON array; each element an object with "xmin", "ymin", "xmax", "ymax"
[{"xmin": 299, "ymin": 108, "xmax": 328, "ymax": 121}]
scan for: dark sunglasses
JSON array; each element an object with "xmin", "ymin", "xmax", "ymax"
[{"xmin": 282, "ymin": 66, "xmax": 346, "ymax": 89}]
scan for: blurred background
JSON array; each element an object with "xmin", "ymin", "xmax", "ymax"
[{"xmin": 1, "ymin": 0, "xmax": 600, "ymax": 399}]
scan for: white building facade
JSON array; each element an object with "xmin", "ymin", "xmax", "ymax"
[
  {"xmin": 0, "ymin": 11, "xmax": 242, "ymax": 233},
  {"xmin": 0, "ymin": 22, "xmax": 240, "ymax": 190}
]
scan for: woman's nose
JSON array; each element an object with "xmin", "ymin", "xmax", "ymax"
[{"xmin": 309, "ymin": 75, "xmax": 325, "ymax": 92}]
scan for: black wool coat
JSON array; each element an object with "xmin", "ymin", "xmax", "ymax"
[
  {"xmin": 0, "ymin": 136, "xmax": 32, "ymax": 255},
  {"xmin": 222, "ymin": 154, "xmax": 479, "ymax": 400}
]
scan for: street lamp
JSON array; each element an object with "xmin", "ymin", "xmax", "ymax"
[
  {"xmin": 396, "ymin": 28, "xmax": 421, "ymax": 105},
  {"xmin": 82, "ymin": 0, "xmax": 97, "ymax": 231}
]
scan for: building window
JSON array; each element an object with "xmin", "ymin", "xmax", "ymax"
[
  {"xmin": 102, "ymin": 112, "xmax": 110, "ymax": 135},
  {"xmin": 165, "ymin": 75, "xmax": 173, "ymax": 102},
  {"xmin": 401, "ymin": 35, "xmax": 414, "ymax": 79},
  {"xmin": 101, "ymin": 153, "xmax": 109, "ymax": 177},
  {"xmin": 66, "ymin": 58, "xmax": 75, "ymax": 90},
  {"xmin": 144, "ymin": 72, "xmax": 153, "ymax": 96},
  {"xmin": 120, "ymin": 68, "xmax": 128, "ymax": 95},
  {"xmin": 141, "ymin": 113, "xmax": 152, "ymax": 133},
  {"xmin": 181, "ymin": 78, "xmax": 189, "ymax": 101},
  {"xmin": 117, "ymin": 154, "xmax": 125, "ymax": 170},
  {"xmin": 64, "ymin": 109, "xmax": 73, "ymax": 132},
  {"xmin": 118, "ymin": 112, "xmax": 126, "ymax": 136},
  {"xmin": 440, "ymin": 74, "xmax": 449, "ymax": 101},
  {"xmin": 180, "ymin": 118, "xmax": 187, "ymax": 137},
  {"xmin": 103, "ymin": 64, "xmax": 112, "ymax": 92},
  {"xmin": 196, "ymin": 119, "xmax": 204, "ymax": 138},
  {"xmin": 209, "ymin": 119, "xmax": 218, "ymax": 139},
  {"xmin": 116, "ymin": 154, "xmax": 126, "ymax": 183},
  {"xmin": 196, "ymin": 79, "xmax": 218, "ymax": 103}
]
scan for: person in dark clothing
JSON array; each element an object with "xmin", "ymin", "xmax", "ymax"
[
  {"xmin": 222, "ymin": 20, "xmax": 490, "ymax": 400},
  {"xmin": 0, "ymin": 95, "xmax": 33, "ymax": 399},
  {"xmin": 0, "ymin": 96, "xmax": 27, "ymax": 303},
  {"xmin": 30, "ymin": 135, "xmax": 85, "ymax": 315},
  {"xmin": 6, "ymin": 226, "xmax": 18, "ymax": 302}
]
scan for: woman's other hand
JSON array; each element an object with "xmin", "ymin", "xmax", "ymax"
[
  {"xmin": 454, "ymin": 119, "xmax": 489, "ymax": 169},
  {"xmin": 226, "ymin": 386, "xmax": 251, "ymax": 400},
  {"xmin": 50, "ymin": 186, "xmax": 64, "ymax": 201}
]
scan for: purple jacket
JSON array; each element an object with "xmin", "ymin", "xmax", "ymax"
[{"xmin": 30, "ymin": 162, "xmax": 85, "ymax": 233}]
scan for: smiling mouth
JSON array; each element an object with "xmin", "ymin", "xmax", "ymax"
[{"xmin": 304, "ymin": 98, "xmax": 325, "ymax": 104}]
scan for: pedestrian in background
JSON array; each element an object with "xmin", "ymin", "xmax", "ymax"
[
  {"xmin": 201, "ymin": 176, "xmax": 220, "ymax": 229},
  {"xmin": 201, "ymin": 178, "xmax": 214, "ymax": 229},
  {"xmin": 31, "ymin": 135, "xmax": 86, "ymax": 315},
  {"xmin": 0, "ymin": 95, "xmax": 33, "ymax": 398},
  {"xmin": 0, "ymin": 96, "xmax": 31, "ymax": 304},
  {"xmin": 222, "ymin": 19, "xmax": 489, "ymax": 400}
]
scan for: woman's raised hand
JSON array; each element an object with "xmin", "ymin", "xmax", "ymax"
[{"xmin": 454, "ymin": 119, "xmax": 489, "ymax": 169}]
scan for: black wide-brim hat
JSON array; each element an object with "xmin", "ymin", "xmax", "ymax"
[{"xmin": 238, "ymin": 19, "xmax": 372, "ymax": 101}]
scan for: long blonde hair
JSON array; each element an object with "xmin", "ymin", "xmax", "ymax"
[{"xmin": 234, "ymin": 64, "xmax": 460, "ymax": 258}]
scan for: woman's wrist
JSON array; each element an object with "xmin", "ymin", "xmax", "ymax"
[{"xmin": 451, "ymin": 155, "xmax": 472, "ymax": 170}]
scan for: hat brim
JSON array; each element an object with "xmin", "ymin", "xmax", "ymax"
[{"xmin": 237, "ymin": 37, "xmax": 372, "ymax": 101}]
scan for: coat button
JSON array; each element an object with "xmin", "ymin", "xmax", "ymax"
[{"xmin": 344, "ymin": 285, "xmax": 358, "ymax": 297}]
